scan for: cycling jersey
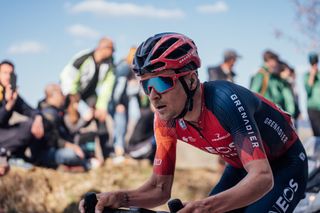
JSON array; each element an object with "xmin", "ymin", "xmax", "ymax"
[{"xmin": 153, "ymin": 81, "xmax": 298, "ymax": 175}]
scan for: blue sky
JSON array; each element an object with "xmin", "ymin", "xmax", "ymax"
[{"xmin": 0, "ymin": 0, "xmax": 312, "ymax": 115}]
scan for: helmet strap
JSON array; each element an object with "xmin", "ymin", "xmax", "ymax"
[{"xmin": 174, "ymin": 77, "xmax": 198, "ymax": 119}]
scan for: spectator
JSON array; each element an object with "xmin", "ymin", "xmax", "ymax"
[
  {"xmin": 304, "ymin": 52, "xmax": 320, "ymax": 136},
  {"xmin": 250, "ymin": 50, "xmax": 279, "ymax": 97},
  {"xmin": 60, "ymin": 37, "xmax": 116, "ymax": 159},
  {"xmin": 109, "ymin": 47, "xmax": 137, "ymax": 162},
  {"xmin": 207, "ymin": 49, "xmax": 241, "ymax": 82},
  {"xmin": 0, "ymin": 60, "xmax": 44, "ymax": 176},
  {"xmin": 31, "ymin": 84, "xmax": 91, "ymax": 170},
  {"xmin": 279, "ymin": 62, "xmax": 300, "ymax": 123},
  {"xmin": 63, "ymin": 94, "xmax": 102, "ymax": 163}
]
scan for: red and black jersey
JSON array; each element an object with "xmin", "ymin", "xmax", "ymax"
[{"xmin": 153, "ymin": 81, "xmax": 298, "ymax": 175}]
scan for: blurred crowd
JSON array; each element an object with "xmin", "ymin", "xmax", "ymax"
[{"xmin": 0, "ymin": 36, "xmax": 319, "ymax": 176}]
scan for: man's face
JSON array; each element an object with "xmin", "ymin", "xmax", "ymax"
[
  {"xmin": 140, "ymin": 70, "xmax": 188, "ymax": 121},
  {"xmin": 229, "ymin": 58, "xmax": 236, "ymax": 68},
  {"xmin": 99, "ymin": 40, "xmax": 114, "ymax": 60},
  {"xmin": 268, "ymin": 59, "xmax": 279, "ymax": 72},
  {"xmin": 54, "ymin": 89, "xmax": 65, "ymax": 108},
  {"xmin": 0, "ymin": 64, "xmax": 14, "ymax": 87},
  {"xmin": 49, "ymin": 87, "xmax": 65, "ymax": 108}
]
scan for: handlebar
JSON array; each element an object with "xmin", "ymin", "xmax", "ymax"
[{"xmin": 83, "ymin": 192, "xmax": 183, "ymax": 213}]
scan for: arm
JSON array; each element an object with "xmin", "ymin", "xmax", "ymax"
[
  {"xmin": 304, "ymin": 73, "xmax": 314, "ymax": 97},
  {"xmin": 180, "ymin": 159, "xmax": 273, "ymax": 213},
  {"xmin": 307, "ymin": 65, "xmax": 318, "ymax": 87},
  {"xmin": 193, "ymin": 82, "xmax": 274, "ymax": 212},
  {"xmin": 0, "ymin": 103, "xmax": 13, "ymax": 126},
  {"xmin": 250, "ymin": 72, "xmax": 264, "ymax": 93},
  {"xmin": 79, "ymin": 173, "xmax": 174, "ymax": 213},
  {"xmin": 15, "ymin": 95, "xmax": 39, "ymax": 118},
  {"xmin": 281, "ymin": 82, "xmax": 296, "ymax": 116},
  {"xmin": 0, "ymin": 86, "xmax": 17, "ymax": 125}
]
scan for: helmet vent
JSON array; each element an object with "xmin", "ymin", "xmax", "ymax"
[
  {"xmin": 178, "ymin": 61, "xmax": 198, "ymax": 72},
  {"xmin": 144, "ymin": 62, "xmax": 166, "ymax": 71},
  {"xmin": 166, "ymin": 43, "xmax": 192, "ymax": 60},
  {"xmin": 150, "ymin": 38, "xmax": 179, "ymax": 60}
]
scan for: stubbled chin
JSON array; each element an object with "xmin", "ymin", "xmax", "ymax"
[{"xmin": 157, "ymin": 111, "xmax": 175, "ymax": 121}]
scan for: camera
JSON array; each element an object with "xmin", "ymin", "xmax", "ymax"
[{"xmin": 10, "ymin": 72, "xmax": 17, "ymax": 91}]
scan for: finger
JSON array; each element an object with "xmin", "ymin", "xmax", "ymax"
[
  {"xmin": 78, "ymin": 199, "xmax": 85, "ymax": 213},
  {"xmin": 182, "ymin": 201, "xmax": 188, "ymax": 206},
  {"xmin": 95, "ymin": 200, "xmax": 105, "ymax": 213}
]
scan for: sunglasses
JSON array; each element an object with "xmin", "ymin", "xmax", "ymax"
[{"xmin": 140, "ymin": 72, "xmax": 192, "ymax": 96}]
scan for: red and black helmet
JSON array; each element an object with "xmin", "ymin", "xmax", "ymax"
[{"xmin": 133, "ymin": 32, "xmax": 201, "ymax": 76}]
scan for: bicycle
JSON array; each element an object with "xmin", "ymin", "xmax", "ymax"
[{"xmin": 84, "ymin": 192, "xmax": 184, "ymax": 213}]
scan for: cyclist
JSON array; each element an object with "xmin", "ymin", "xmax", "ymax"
[{"xmin": 79, "ymin": 33, "xmax": 308, "ymax": 213}]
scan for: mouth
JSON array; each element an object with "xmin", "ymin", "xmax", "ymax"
[{"xmin": 155, "ymin": 104, "xmax": 166, "ymax": 112}]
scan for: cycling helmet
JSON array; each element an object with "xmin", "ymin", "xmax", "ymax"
[
  {"xmin": 133, "ymin": 32, "xmax": 201, "ymax": 76},
  {"xmin": 133, "ymin": 33, "xmax": 201, "ymax": 119}
]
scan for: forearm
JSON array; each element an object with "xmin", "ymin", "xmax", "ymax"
[
  {"xmin": 204, "ymin": 167, "xmax": 273, "ymax": 212},
  {"xmin": 308, "ymin": 73, "xmax": 316, "ymax": 87},
  {"xmin": 0, "ymin": 105, "xmax": 12, "ymax": 126},
  {"xmin": 121, "ymin": 174, "xmax": 173, "ymax": 208}
]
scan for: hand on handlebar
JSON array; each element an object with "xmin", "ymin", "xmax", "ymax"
[
  {"xmin": 80, "ymin": 191, "xmax": 125, "ymax": 213},
  {"xmin": 80, "ymin": 191, "xmax": 185, "ymax": 213},
  {"xmin": 176, "ymin": 200, "xmax": 214, "ymax": 213}
]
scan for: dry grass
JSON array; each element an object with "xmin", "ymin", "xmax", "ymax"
[{"xmin": 0, "ymin": 158, "xmax": 219, "ymax": 213}]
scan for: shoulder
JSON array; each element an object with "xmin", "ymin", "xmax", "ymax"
[
  {"xmin": 203, "ymin": 81, "xmax": 259, "ymax": 111},
  {"xmin": 208, "ymin": 65, "xmax": 222, "ymax": 72},
  {"xmin": 72, "ymin": 50, "xmax": 94, "ymax": 68},
  {"xmin": 203, "ymin": 81, "xmax": 248, "ymax": 99}
]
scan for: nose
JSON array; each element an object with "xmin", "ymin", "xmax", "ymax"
[{"xmin": 149, "ymin": 87, "xmax": 161, "ymax": 100}]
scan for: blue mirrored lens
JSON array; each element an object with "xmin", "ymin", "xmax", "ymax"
[{"xmin": 141, "ymin": 76, "xmax": 174, "ymax": 95}]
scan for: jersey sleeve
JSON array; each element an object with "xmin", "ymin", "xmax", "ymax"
[
  {"xmin": 208, "ymin": 82, "xmax": 268, "ymax": 166},
  {"xmin": 153, "ymin": 113, "xmax": 177, "ymax": 175}
]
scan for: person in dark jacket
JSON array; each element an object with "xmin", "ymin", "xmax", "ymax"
[
  {"xmin": 207, "ymin": 49, "xmax": 241, "ymax": 82},
  {"xmin": 31, "ymin": 84, "xmax": 91, "ymax": 170},
  {"xmin": 0, "ymin": 60, "xmax": 44, "ymax": 176}
]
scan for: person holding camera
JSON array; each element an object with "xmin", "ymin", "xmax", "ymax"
[
  {"xmin": 304, "ymin": 52, "xmax": 320, "ymax": 136},
  {"xmin": 0, "ymin": 60, "xmax": 44, "ymax": 176}
]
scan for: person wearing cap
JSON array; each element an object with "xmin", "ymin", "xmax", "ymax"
[
  {"xmin": 207, "ymin": 49, "xmax": 241, "ymax": 82},
  {"xmin": 304, "ymin": 52, "xmax": 320, "ymax": 136},
  {"xmin": 60, "ymin": 37, "xmax": 116, "ymax": 159}
]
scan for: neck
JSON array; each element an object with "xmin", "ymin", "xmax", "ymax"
[{"xmin": 183, "ymin": 85, "xmax": 202, "ymax": 123}]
